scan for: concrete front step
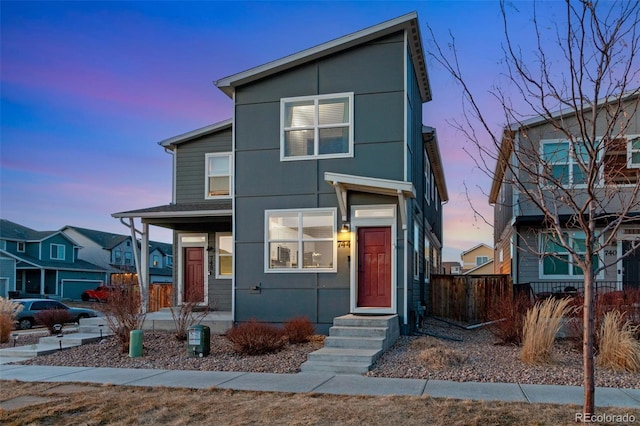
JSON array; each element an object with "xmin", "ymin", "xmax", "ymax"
[
  {"xmin": 0, "ymin": 341, "xmax": 82, "ymax": 357},
  {"xmin": 306, "ymin": 347, "xmax": 381, "ymax": 364},
  {"xmin": 329, "ymin": 326, "xmax": 389, "ymax": 338},
  {"xmin": 300, "ymin": 360, "xmax": 372, "ymax": 374},
  {"xmin": 39, "ymin": 332, "xmax": 108, "ymax": 346},
  {"xmin": 333, "ymin": 314, "xmax": 398, "ymax": 328},
  {"xmin": 324, "ymin": 336, "xmax": 386, "ymax": 350}
]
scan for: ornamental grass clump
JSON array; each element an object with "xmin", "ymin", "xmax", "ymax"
[
  {"xmin": 412, "ymin": 336, "xmax": 467, "ymax": 369},
  {"xmin": 520, "ymin": 297, "xmax": 574, "ymax": 364},
  {"xmin": 0, "ymin": 297, "xmax": 23, "ymax": 343},
  {"xmin": 596, "ymin": 310, "xmax": 640, "ymax": 373}
]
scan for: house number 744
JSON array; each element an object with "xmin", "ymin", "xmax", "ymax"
[{"xmin": 338, "ymin": 241, "xmax": 351, "ymax": 248}]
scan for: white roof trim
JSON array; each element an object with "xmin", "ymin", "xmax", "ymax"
[
  {"xmin": 159, "ymin": 119, "xmax": 233, "ymax": 148},
  {"xmin": 215, "ymin": 12, "xmax": 430, "ymax": 102},
  {"xmin": 325, "ymin": 172, "xmax": 415, "ymax": 229},
  {"xmin": 112, "ymin": 210, "xmax": 233, "ymax": 219}
]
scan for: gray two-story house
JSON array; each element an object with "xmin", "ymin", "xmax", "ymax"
[
  {"xmin": 114, "ymin": 13, "xmax": 448, "ymax": 333},
  {"xmin": 0, "ymin": 219, "xmax": 108, "ymax": 300},
  {"xmin": 490, "ymin": 92, "xmax": 640, "ymax": 295}
]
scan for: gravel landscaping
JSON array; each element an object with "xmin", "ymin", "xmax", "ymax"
[{"xmin": 5, "ymin": 318, "xmax": 640, "ymax": 389}]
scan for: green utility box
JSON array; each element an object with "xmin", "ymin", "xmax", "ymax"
[
  {"xmin": 129, "ymin": 330, "xmax": 143, "ymax": 358},
  {"xmin": 187, "ymin": 325, "xmax": 210, "ymax": 357}
]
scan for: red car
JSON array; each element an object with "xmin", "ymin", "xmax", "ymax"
[{"xmin": 80, "ymin": 285, "xmax": 116, "ymax": 302}]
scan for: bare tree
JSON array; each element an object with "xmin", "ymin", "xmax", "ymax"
[{"xmin": 428, "ymin": 0, "xmax": 640, "ymax": 418}]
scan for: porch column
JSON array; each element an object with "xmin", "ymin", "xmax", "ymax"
[{"xmin": 40, "ymin": 268, "xmax": 45, "ymax": 296}]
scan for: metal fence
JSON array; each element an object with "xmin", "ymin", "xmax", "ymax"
[{"xmin": 515, "ymin": 281, "xmax": 639, "ymax": 301}]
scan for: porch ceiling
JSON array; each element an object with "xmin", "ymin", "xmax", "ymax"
[{"xmin": 112, "ymin": 202, "xmax": 232, "ymax": 230}]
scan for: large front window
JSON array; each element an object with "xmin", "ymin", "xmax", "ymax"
[
  {"xmin": 540, "ymin": 231, "xmax": 599, "ymax": 278},
  {"xmin": 281, "ymin": 93, "xmax": 353, "ymax": 160},
  {"xmin": 205, "ymin": 153, "xmax": 232, "ymax": 198},
  {"xmin": 266, "ymin": 208, "xmax": 336, "ymax": 272}
]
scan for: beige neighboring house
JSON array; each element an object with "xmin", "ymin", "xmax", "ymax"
[{"xmin": 460, "ymin": 243, "xmax": 494, "ymax": 274}]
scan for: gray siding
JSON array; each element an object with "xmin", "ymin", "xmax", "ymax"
[{"xmin": 175, "ymin": 129, "xmax": 232, "ymax": 204}]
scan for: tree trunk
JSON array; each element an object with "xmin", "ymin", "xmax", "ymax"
[{"xmin": 583, "ymin": 270, "xmax": 595, "ymax": 418}]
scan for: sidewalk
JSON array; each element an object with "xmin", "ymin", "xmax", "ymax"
[{"xmin": 1, "ymin": 362, "xmax": 639, "ymax": 408}]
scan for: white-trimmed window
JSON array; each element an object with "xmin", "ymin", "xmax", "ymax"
[
  {"xmin": 205, "ymin": 153, "xmax": 232, "ymax": 198},
  {"xmin": 424, "ymin": 150, "xmax": 431, "ymax": 205},
  {"xmin": 424, "ymin": 237, "xmax": 431, "ymax": 282},
  {"xmin": 17, "ymin": 242, "xmax": 25, "ymax": 252},
  {"xmin": 216, "ymin": 233, "xmax": 232, "ymax": 279},
  {"xmin": 281, "ymin": 93, "xmax": 353, "ymax": 160},
  {"xmin": 540, "ymin": 231, "xmax": 599, "ymax": 278},
  {"xmin": 50, "ymin": 244, "xmax": 65, "ymax": 260},
  {"xmin": 628, "ymin": 136, "xmax": 640, "ymax": 169},
  {"xmin": 476, "ymin": 256, "xmax": 489, "ymax": 266},
  {"xmin": 152, "ymin": 255, "xmax": 160, "ymax": 267},
  {"xmin": 541, "ymin": 139, "xmax": 605, "ymax": 186},
  {"xmin": 266, "ymin": 208, "xmax": 336, "ymax": 272}
]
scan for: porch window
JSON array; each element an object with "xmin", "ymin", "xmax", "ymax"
[
  {"xmin": 281, "ymin": 93, "xmax": 353, "ymax": 160},
  {"xmin": 265, "ymin": 208, "xmax": 336, "ymax": 272},
  {"xmin": 540, "ymin": 231, "xmax": 599, "ymax": 278},
  {"xmin": 216, "ymin": 233, "xmax": 232, "ymax": 279},
  {"xmin": 628, "ymin": 136, "xmax": 640, "ymax": 169},
  {"xmin": 205, "ymin": 152, "xmax": 232, "ymax": 198},
  {"xmin": 50, "ymin": 244, "xmax": 65, "ymax": 260}
]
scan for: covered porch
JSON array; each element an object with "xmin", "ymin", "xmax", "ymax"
[{"xmin": 112, "ymin": 202, "xmax": 233, "ymax": 332}]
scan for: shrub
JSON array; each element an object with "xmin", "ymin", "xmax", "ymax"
[
  {"xmin": 487, "ymin": 293, "xmax": 532, "ymax": 345},
  {"xmin": 596, "ymin": 310, "xmax": 640, "ymax": 372},
  {"xmin": 171, "ymin": 288, "xmax": 212, "ymax": 341},
  {"xmin": 100, "ymin": 285, "xmax": 145, "ymax": 353},
  {"xmin": 35, "ymin": 309, "xmax": 73, "ymax": 335},
  {"xmin": 0, "ymin": 297, "xmax": 23, "ymax": 343},
  {"xmin": 283, "ymin": 316, "xmax": 315, "ymax": 344},
  {"xmin": 521, "ymin": 297, "xmax": 574, "ymax": 364},
  {"xmin": 225, "ymin": 319, "xmax": 286, "ymax": 355}
]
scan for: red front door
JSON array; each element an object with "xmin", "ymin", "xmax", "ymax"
[
  {"xmin": 357, "ymin": 227, "xmax": 392, "ymax": 307},
  {"xmin": 184, "ymin": 247, "xmax": 205, "ymax": 303}
]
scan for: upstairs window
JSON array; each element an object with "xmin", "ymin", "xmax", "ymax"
[
  {"xmin": 476, "ymin": 256, "xmax": 489, "ymax": 266},
  {"xmin": 152, "ymin": 255, "xmax": 160, "ymax": 267},
  {"xmin": 50, "ymin": 244, "xmax": 65, "ymax": 260},
  {"xmin": 541, "ymin": 140, "xmax": 591, "ymax": 186},
  {"xmin": 205, "ymin": 153, "xmax": 232, "ymax": 198},
  {"xmin": 628, "ymin": 136, "xmax": 640, "ymax": 169},
  {"xmin": 114, "ymin": 249, "xmax": 122, "ymax": 264},
  {"xmin": 281, "ymin": 93, "xmax": 353, "ymax": 160},
  {"xmin": 17, "ymin": 242, "xmax": 25, "ymax": 252}
]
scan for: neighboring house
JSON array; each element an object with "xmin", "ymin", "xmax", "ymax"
[
  {"xmin": 442, "ymin": 261, "xmax": 462, "ymax": 275},
  {"xmin": 114, "ymin": 13, "xmax": 448, "ymax": 334},
  {"xmin": 460, "ymin": 243, "xmax": 493, "ymax": 274},
  {"xmin": 463, "ymin": 259, "xmax": 494, "ymax": 276},
  {"xmin": 0, "ymin": 219, "xmax": 108, "ymax": 300},
  {"xmin": 61, "ymin": 226, "xmax": 173, "ymax": 285},
  {"xmin": 489, "ymin": 93, "xmax": 640, "ymax": 293}
]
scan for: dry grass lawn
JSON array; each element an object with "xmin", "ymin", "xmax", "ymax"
[{"xmin": 1, "ymin": 381, "xmax": 638, "ymax": 425}]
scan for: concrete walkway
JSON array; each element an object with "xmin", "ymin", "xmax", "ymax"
[{"xmin": 1, "ymin": 361, "xmax": 639, "ymax": 408}]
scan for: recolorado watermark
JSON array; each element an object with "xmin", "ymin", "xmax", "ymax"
[{"xmin": 575, "ymin": 412, "xmax": 636, "ymax": 424}]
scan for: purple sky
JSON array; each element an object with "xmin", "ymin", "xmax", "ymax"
[{"xmin": 0, "ymin": 1, "xmax": 557, "ymax": 261}]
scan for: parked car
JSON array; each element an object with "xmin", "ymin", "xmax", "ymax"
[
  {"xmin": 81, "ymin": 285, "xmax": 116, "ymax": 302},
  {"xmin": 14, "ymin": 299, "xmax": 100, "ymax": 330}
]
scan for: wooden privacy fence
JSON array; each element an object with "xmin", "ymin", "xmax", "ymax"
[
  {"xmin": 430, "ymin": 274, "xmax": 512, "ymax": 323},
  {"xmin": 148, "ymin": 284, "xmax": 173, "ymax": 312}
]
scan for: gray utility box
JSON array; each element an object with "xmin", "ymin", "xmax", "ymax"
[{"xmin": 187, "ymin": 325, "xmax": 210, "ymax": 357}]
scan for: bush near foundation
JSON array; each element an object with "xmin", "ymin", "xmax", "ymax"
[
  {"xmin": 0, "ymin": 297, "xmax": 23, "ymax": 343},
  {"xmin": 35, "ymin": 309, "xmax": 73, "ymax": 335},
  {"xmin": 284, "ymin": 317, "xmax": 315, "ymax": 344},
  {"xmin": 225, "ymin": 319, "xmax": 287, "ymax": 355},
  {"xmin": 487, "ymin": 293, "xmax": 533, "ymax": 345}
]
